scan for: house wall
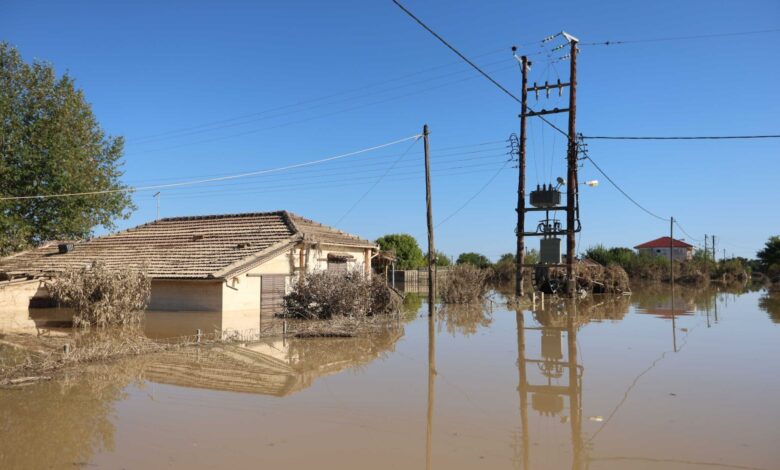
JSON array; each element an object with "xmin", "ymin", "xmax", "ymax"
[
  {"xmin": 306, "ymin": 244, "xmax": 372, "ymax": 276},
  {"xmin": 637, "ymin": 247, "xmax": 692, "ymax": 262},
  {"xmin": 0, "ymin": 280, "xmax": 45, "ymax": 332},
  {"xmin": 221, "ymin": 249, "xmax": 293, "ymax": 315},
  {"xmin": 219, "ymin": 244, "xmax": 372, "ymax": 317},
  {"xmin": 149, "ymin": 280, "xmax": 223, "ymax": 311}
]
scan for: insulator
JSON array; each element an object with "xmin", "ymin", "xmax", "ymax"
[
  {"xmin": 557, "ymin": 79, "xmax": 562, "ymax": 96},
  {"xmin": 545, "ymin": 81, "xmax": 550, "ymax": 98},
  {"xmin": 533, "ymin": 82, "xmax": 539, "ymax": 100},
  {"xmin": 552, "ymin": 44, "xmax": 566, "ymax": 52}
]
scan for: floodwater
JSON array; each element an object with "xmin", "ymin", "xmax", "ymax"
[{"xmin": 2, "ymin": 284, "xmax": 780, "ymax": 469}]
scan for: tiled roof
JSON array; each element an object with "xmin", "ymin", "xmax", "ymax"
[
  {"xmin": 0, "ymin": 211, "xmax": 376, "ymax": 280},
  {"xmin": 634, "ymin": 236, "xmax": 693, "ymax": 249}
]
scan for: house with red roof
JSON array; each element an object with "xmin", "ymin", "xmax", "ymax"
[{"xmin": 634, "ymin": 236, "xmax": 694, "ymax": 262}]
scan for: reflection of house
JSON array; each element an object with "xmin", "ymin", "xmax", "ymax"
[
  {"xmin": 636, "ymin": 299, "xmax": 695, "ymax": 319},
  {"xmin": 634, "ymin": 236, "xmax": 693, "ymax": 261},
  {"xmin": 0, "ymin": 211, "xmax": 377, "ymax": 320},
  {"xmin": 143, "ymin": 329, "xmax": 403, "ymax": 396}
]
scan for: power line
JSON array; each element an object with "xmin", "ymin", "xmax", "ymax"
[
  {"xmin": 583, "ymin": 134, "xmax": 780, "ymax": 140},
  {"xmin": 129, "ymin": 56, "xmax": 512, "ymax": 147},
  {"xmin": 0, "ymin": 135, "xmax": 422, "ymax": 201},
  {"xmin": 158, "ymin": 158, "xmax": 511, "ymax": 199},
  {"xmin": 124, "ymin": 63, "xmax": 516, "ymax": 157},
  {"xmin": 122, "ymin": 145, "xmax": 508, "ymax": 187},
  {"xmin": 391, "ymin": 0, "xmax": 569, "ymax": 138},
  {"xmin": 435, "ymin": 159, "xmax": 512, "ymax": 228},
  {"xmin": 391, "ymin": 0, "xmax": 519, "ymax": 102},
  {"xmin": 673, "ymin": 220, "xmax": 700, "ymax": 242},
  {"xmin": 580, "ymin": 28, "xmax": 780, "ymax": 46},
  {"xmin": 335, "ymin": 137, "xmax": 421, "ymax": 226},
  {"xmin": 583, "ymin": 155, "xmax": 669, "ymax": 222}
]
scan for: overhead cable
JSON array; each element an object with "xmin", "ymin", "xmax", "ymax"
[
  {"xmin": 0, "ymin": 135, "xmax": 422, "ymax": 201},
  {"xmin": 583, "ymin": 156, "xmax": 669, "ymax": 222},
  {"xmin": 580, "ymin": 28, "xmax": 780, "ymax": 46},
  {"xmin": 583, "ymin": 134, "xmax": 780, "ymax": 140},
  {"xmin": 391, "ymin": 0, "xmax": 569, "ymax": 138}
]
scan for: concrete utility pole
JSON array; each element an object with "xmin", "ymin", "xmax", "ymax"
[
  {"xmin": 565, "ymin": 37, "xmax": 579, "ymax": 297},
  {"xmin": 515, "ymin": 51, "xmax": 529, "ymax": 300},
  {"xmin": 423, "ymin": 124, "xmax": 436, "ymax": 318}
]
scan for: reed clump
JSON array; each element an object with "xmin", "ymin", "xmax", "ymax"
[
  {"xmin": 47, "ymin": 262, "xmax": 151, "ymax": 327},
  {"xmin": 440, "ymin": 264, "xmax": 489, "ymax": 304},
  {"xmin": 281, "ymin": 271, "xmax": 401, "ymax": 320}
]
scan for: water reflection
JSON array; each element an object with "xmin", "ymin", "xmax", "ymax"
[
  {"xmin": 142, "ymin": 326, "xmax": 404, "ymax": 396},
  {"xmin": 3, "ymin": 284, "xmax": 777, "ymax": 469},
  {"xmin": 516, "ymin": 301, "xmax": 584, "ymax": 470},
  {"xmin": 0, "ymin": 359, "xmax": 146, "ymax": 469},
  {"xmin": 758, "ymin": 291, "xmax": 780, "ymax": 323}
]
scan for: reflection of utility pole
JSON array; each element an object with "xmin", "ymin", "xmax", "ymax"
[
  {"xmin": 426, "ymin": 314, "xmax": 436, "ymax": 470},
  {"xmin": 516, "ymin": 303, "xmax": 583, "ymax": 470},
  {"xmin": 516, "ymin": 310, "xmax": 530, "ymax": 470}
]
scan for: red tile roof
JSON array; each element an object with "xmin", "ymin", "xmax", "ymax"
[
  {"xmin": 0, "ymin": 211, "xmax": 376, "ymax": 280},
  {"xmin": 634, "ymin": 236, "xmax": 693, "ymax": 249}
]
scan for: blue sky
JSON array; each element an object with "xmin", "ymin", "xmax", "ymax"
[{"xmin": 2, "ymin": 0, "xmax": 778, "ymax": 260}]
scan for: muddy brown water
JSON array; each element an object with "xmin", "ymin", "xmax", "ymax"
[{"xmin": 1, "ymin": 285, "xmax": 779, "ymax": 469}]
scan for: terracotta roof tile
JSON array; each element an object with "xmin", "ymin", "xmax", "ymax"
[{"xmin": 0, "ymin": 211, "xmax": 376, "ymax": 279}]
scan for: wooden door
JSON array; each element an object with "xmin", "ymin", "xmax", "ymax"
[{"xmin": 260, "ymin": 275, "xmax": 287, "ymax": 317}]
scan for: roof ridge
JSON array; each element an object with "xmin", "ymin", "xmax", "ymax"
[{"xmin": 157, "ymin": 210, "xmax": 287, "ymax": 222}]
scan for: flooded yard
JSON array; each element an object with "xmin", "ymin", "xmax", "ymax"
[{"xmin": 1, "ymin": 285, "xmax": 779, "ymax": 469}]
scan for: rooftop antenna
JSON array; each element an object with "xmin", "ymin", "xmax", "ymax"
[{"xmin": 153, "ymin": 192, "xmax": 161, "ymax": 220}]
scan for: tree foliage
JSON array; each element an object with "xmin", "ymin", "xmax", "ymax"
[
  {"xmin": 375, "ymin": 233, "xmax": 425, "ymax": 269},
  {"xmin": 456, "ymin": 252, "xmax": 492, "ymax": 269},
  {"xmin": 0, "ymin": 43, "xmax": 134, "ymax": 256},
  {"xmin": 425, "ymin": 250, "xmax": 452, "ymax": 267},
  {"xmin": 757, "ymin": 236, "xmax": 780, "ymax": 278}
]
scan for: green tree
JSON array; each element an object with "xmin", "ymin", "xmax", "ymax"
[
  {"xmin": 375, "ymin": 233, "xmax": 425, "ymax": 269},
  {"xmin": 757, "ymin": 236, "xmax": 780, "ymax": 277},
  {"xmin": 456, "ymin": 252, "xmax": 492, "ymax": 269},
  {"xmin": 425, "ymin": 251, "xmax": 452, "ymax": 267},
  {"xmin": 0, "ymin": 43, "xmax": 134, "ymax": 256}
]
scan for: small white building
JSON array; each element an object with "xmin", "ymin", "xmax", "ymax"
[
  {"xmin": 0, "ymin": 211, "xmax": 378, "ymax": 322},
  {"xmin": 634, "ymin": 236, "xmax": 694, "ymax": 262}
]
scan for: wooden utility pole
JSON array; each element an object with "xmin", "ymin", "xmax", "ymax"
[
  {"xmin": 704, "ymin": 234, "xmax": 708, "ymax": 260},
  {"xmin": 423, "ymin": 124, "xmax": 436, "ymax": 317},
  {"xmin": 515, "ymin": 52, "xmax": 529, "ymax": 300},
  {"xmin": 565, "ymin": 38, "xmax": 579, "ymax": 297},
  {"xmin": 669, "ymin": 217, "xmax": 674, "ymax": 281},
  {"xmin": 712, "ymin": 235, "xmax": 717, "ymax": 261}
]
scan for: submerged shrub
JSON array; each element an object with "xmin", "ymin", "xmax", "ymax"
[
  {"xmin": 440, "ymin": 264, "xmax": 489, "ymax": 304},
  {"xmin": 281, "ymin": 270, "xmax": 400, "ymax": 320},
  {"xmin": 48, "ymin": 262, "xmax": 151, "ymax": 327}
]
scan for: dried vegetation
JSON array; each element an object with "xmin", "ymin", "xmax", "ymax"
[
  {"xmin": 281, "ymin": 271, "xmax": 401, "ymax": 319},
  {"xmin": 439, "ymin": 264, "xmax": 489, "ymax": 304},
  {"xmin": 47, "ymin": 262, "xmax": 150, "ymax": 327}
]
